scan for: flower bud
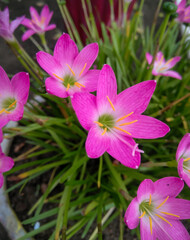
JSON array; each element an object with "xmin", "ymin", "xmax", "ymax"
[{"xmin": 163, "ymin": 2, "xmax": 177, "ymax": 14}]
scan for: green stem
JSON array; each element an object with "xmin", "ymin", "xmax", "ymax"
[
  {"xmin": 39, "ymin": 33, "xmax": 50, "ymax": 53},
  {"xmin": 97, "ymin": 156, "xmax": 103, "ymax": 188}
]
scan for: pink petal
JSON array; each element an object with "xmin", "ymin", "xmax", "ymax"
[
  {"xmin": 145, "ymin": 52, "xmax": 153, "ymax": 65},
  {"xmin": 11, "ymin": 72, "xmax": 30, "ymax": 104},
  {"xmin": 71, "ymin": 92, "xmax": 98, "ymax": 131},
  {"xmin": 41, "ymin": 5, "xmax": 50, "ymax": 18},
  {"xmin": 137, "ymin": 179, "xmax": 155, "ymax": 202},
  {"xmin": 0, "ymin": 129, "xmax": 3, "ymax": 143},
  {"xmin": 85, "ymin": 126, "xmax": 110, "ymax": 158},
  {"xmin": 7, "ymin": 102, "xmax": 24, "ymax": 122},
  {"xmin": 45, "ymin": 77, "xmax": 68, "ymax": 98},
  {"xmin": 21, "ymin": 18, "xmax": 33, "ymax": 29},
  {"xmin": 80, "ymin": 70, "xmax": 100, "ymax": 92},
  {"xmin": 161, "ymin": 70, "xmax": 182, "ymax": 80},
  {"xmin": 22, "ymin": 29, "xmax": 35, "ymax": 41},
  {"xmin": 165, "ymin": 56, "xmax": 181, "ymax": 68},
  {"xmin": 152, "ymin": 69, "xmax": 159, "ymax": 76},
  {"xmin": 0, "ymin": 115, "xmax": 9, "ymax": 128},
  {"xmin": 53, "ymin": 34, "xmax": 78, "ymax": 68},
  {"xmin": 72, "ymin": 43, "xmax": 99, "ymax": 76},
  {"xmin": 0, "ymin": 174, "xmax": 4, "ymax": 188},
  {"xmin": 176, "ymin": 133, "xmax": 190, "ymax": 161},
  {"xmin": 177, "ymin": 0, "xmax": 186, "ymax": 11},
  {"xmin": 107, "ymin": 135, "xmax": 141, "ymax": 168},
  {"xmin": 36, "ymin": 51, "xmax": 63, "ymax": 78},
  {"xmin": 45, "ymin": 24, "xmax": 56, "ymax": 31},
  {"xmin": 178, "ymin": 157, "xmax": 190, "ymax": 187},
  {"xmin": 122, "ymin": 114, "xmax": 170, "ymax": 139},
  {"xmin": 0, "ymin": 7, "xmax": 9, "ymax": 28},
  {"xmin": 0, "ymin": 154, "xmax": 14, "ymax": 172},
  {"xmin": 116, "ymin": 80, "xmax": 156, "ymax": 114},
  {"xmin": 97, "ymin": 65, "xmax": 117, "ymax": 112},
  {"xmin": 10, "ymin": 16, "xmax": 25, "ymax": 33},
  {"xmin": 156, "ymin": 51, "xmax": 164, "ymax": 61},
  {"xmin": 30, "ymin": 6, "xmax": 40, "ymax": 22},
  {"xmin": 154, "ymin": 177, "xmax": 184, "ymax": 200},
  {"xmin": 0, "ymin": 66, "xmax": 12, "ymax": 95},
  {"xmin": 140, "ymin": 216, "xmax": 156, "ymax": 240},
  {"xmin": 124, "ymin": 197, "xmax": 140, "ymax": 229}
]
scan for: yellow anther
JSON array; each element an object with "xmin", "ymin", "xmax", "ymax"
[
  {"xmin": 102, "ymin": 128, "xmax": 107, "ymax": 136},
  {"xmin": 94, "ymin": 121, "xmax": 104, "ymax": 127},
  {"xmin": 184, "ymin": 157, "xmax": 190, "ymax": 162},
  {"xmin": 113, "ymin": 126, "xmax": 131, "ymax": 135},
  {"xmin": 160, "ymin": 212, "xmax": 180, "ymax": 218},
  {"xmin": 66, "ymin": 64, "xmax": 75, "ymax": 76},
  {"xmin": 149, "ymin": 217, "xmax": 153, "ymax": 235},
  {"xmin": 53, "ymin": 73, "xmax": 64, "ymax": 82},
  {"xmin": 4, "ymin": 110, "xmax": 11, "ymax": 114},
  {"xmin": 156, "ymin": 196, "xmax": 169, "ymax": 209},
  {"xmin": 74, "ymin": 82, "xmax": 85, "ymax": 88},
  {"xmin": 139, "ymin": 211, "xmax": 146, "ymax": 218},
  {"xmin": 79, "ymin": 63, "xmax": 87, "ymax": 77},
  {"xmin": 106, "ymin": 96, "xmax": 115, "ymax": 111},
  {"xmin": 8, "ymin": 100, "xmax": 17, "ymax": 109},
  {"xmin": 0, "ymin": 109, "xmax": 5, "ymax": 114},
  {"xmin": 155, "ymin": 214, "xmax": 172, "ymax": 226},
  {"xmin": 119, "ymin": 120, "xmax": 138, "ymax": 126},
  {"xmin": 149, "ymin": 194, "xmax": 152, "ymax": 205},
  {"xmin": 116, "ymin": 112, "xmax": 134, "ymax": 122},
  {"xmin": 66, "ymin": 84, "xmax": 70, "ymax": 91}
]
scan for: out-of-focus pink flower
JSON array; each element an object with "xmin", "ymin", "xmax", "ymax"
[
  {"xmin": 36, "ymin": 33, "xmax": 99, "ymax": 98},
  {"xmin": 146, "ymin": 52, "xmax": 182, "ymax": 79},
  {"xmin": 176, "ymin": 0, "xmax": 190, "ymax": 23},
  {"xmin": 72, "ymin": 64, "xmax": 170, "ymax": 168},
  {"xmin": 124, "ymin": 177, "xmax": 190, "ymax": 239},
  {"xmin": 176, "ymin": 133, "xmax": 190, "ymax": 187},
  {"xmin": 0, "ymin": 66, "xmax": 30, "ymax": 128},
  {"xmin": 0, "ymin": 7, "xmax": 24, "ymax": 42},
  {"xmin": 21, "ymin": 5, "xmax": 56, "ymax": 41}
]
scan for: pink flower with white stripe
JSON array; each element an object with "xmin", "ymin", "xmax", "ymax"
[
  {"xmin": 176, "ymin": 133, "xmax": 190, "ymax": 187},
  {"xmin": 175, "ymin": 0, "xmax": 190, "ymax": 23},
  {"xmin": 125, "ymin": 177, "xmax": 190, "ymax": 240},
  {"xmin": 36, "ymin": 33, "xmax": 99, "ymax": 98},
  {"xmin": 146, "ymin": 52, "xmax": 182, "ymax": 80},
  {"xmin": 21, "ymin": 5, "xmax": 56, "ymax": 41},
  {"xmin": 72, "ymin": 64, "xmax": 169, "ymax": 168},
  {"xmin": 0, "ymin": 7, "xmax": 24, "ymax": 42},
  {"xmin": 0, "ymin": 66, "xmax": 30, "ymax": 128}
]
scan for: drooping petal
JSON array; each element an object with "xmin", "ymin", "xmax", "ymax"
[
  {"xmin": 53, "ymin": 33, "xmax": 78, "ymax": 68},
  {"xmin": 176, "ymin": 133, "xmax": 190, "ymax": 160},
  {"xmin": 165, "ymin": 56, "xmax": 181, "ymax": 69},
  {"xmin": 80, "ymin": 69, "xmax": 100, "ymax": 92},
  {"xmin": 85, "ymin": 126, "xmax": 110, "ymax": 158},
  {"xmin": 107, "ymin": 135, "xmax": 141, "ymax": 169},
  {"xmin": 177, "ymin": 158, "xmax": 190, "ymax": 187},
  {"xmin": 72, "ymin": 43, "xmax": 99, "ymax": 76},
  {"xmin": 29, "ymin": 6, "xmax": 40, "ymax": 22},
  {"xmin": 11, "ymin": 72, "xmax": 30, "ymax": 104},
  {"xmin": 10, "ymin": 16, "xmax": 25, "ymax": 33},
  {"xmin": 161, "ymin": 70, "xmax": 182, "ymax": 80},
  {"xmin": 44, "ymin": 24, "xmax": 56, "ymax": 31},
  {"xmin": 146, "ymin": 52, "xmax": 153, "ymax": 65},
  {"xmin": 97, "ymin": 65, "xmax": 117, "ymax": 112},
  {"xmin": 137, "ymin": 179, "xmax": 155, "ymax": 202},
  {"xmin": 71, "ymin": 92, "xmax": 98, "ymax": 130},
  {"xmin": 116, "ymin": 80, "xmax": 156, "ymax": 114},
  {"xmin": 121, "ymin": 114, "xmax": 170, "ymax": 139},
  {"xmin": 22, "ymin": 29, "xmax": 35, "ymax": 41},
  {"xmin": 154, "ymin": 177, "xmax": 184, "ymax": 199},
  {"xmin": 0, "ymin": 66, "xmax": 12, "ymax": 95},
  {"xmin": 45, "ymin": 77, "xmax": 68, "ymax": 98},
  {"xmin": 0, "ymin": 154, "xmax": 14, "ymax": 172},
  {"xmin": 124, "ymin": 197, "xmax": 140, "ymax": 229}
]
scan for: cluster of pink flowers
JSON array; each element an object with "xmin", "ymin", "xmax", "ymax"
[{"xmin": 176, "ymin": 0, "xmax": 190, "ymax": 23}]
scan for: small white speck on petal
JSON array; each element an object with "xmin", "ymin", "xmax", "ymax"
[
  {"xmin": 135, "ymin": 165, "xmax": 138, "ymax": 169},
  {"xmin": 154, "ymin": 80, "xmax": 157, "ymax": 83}
]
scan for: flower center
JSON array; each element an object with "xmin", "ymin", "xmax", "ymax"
[
  {"xmin": 0, "ymin": 98, "xmax": 17, "ymax": 114},
  {"xmin": 98, "ymin": 114, "xmax": 115, "ymax": 129}
]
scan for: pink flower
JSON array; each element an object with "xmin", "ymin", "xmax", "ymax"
[
  {"xmin": 36, "ymin": 33, "xmax": 99, "ymax": 98},
  {"xmin": 176, "ymin": 0, "xmax": 190, "ymax": 23},
  {"xmin": 176, "ymin": 133, "xmax": 190, "ymax": 187},
  {"xmin": 21, "ymin": 5, "xmax": 56, "ymax": 41},
  {"xmin": 0, "ymin": 7, "xmax": 24, "ymax": 42},
  {"xmin": 124, "ymin": 177, "xmax": 190, "ymax": 239},
  {"xmin": 0, "ymin": 66, "xmax": 30, "ymax": 128},
  {"xmin": 146, "ymin": 52, "xmax": 182, "ymax": 80},
  {"xmin": 72, "ymin": 65, "xmax": 169, "ymax": 168}
]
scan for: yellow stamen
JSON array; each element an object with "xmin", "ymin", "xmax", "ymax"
[
  {"xmin": 139, "ymin": 211, "xmax": 146, "ymax": 218},
  {"xmin": 158, "ymin": 55, "xmax": 164, "ymax": 66},
  {"xmin": 0, "ymin": 109, "xmax": 5, "ymax": 114},
  {"xmin": 165, "ymin": 58, "xmax": 173, "ymax": 66},
  {"xmin": 53, "ymin": 73, "xmax": 64, "ymax": 82},
  {"xmin": 8, "ymin": 100, "xmax": 17, "ymax": 109},
  {"xmin": 79, "ymin": 63, "xmax": 87, "ymax": 77},
  {"xmin": 160, "ymin": 212, "xmax": 180, "ymax": 218},
  {"xmin": 66, "ymin": 84, "xmax": 70, "ymax": 91},
  {"xmin": 149, "ymin": 194, "xmax": 152, "ymax": 205},
  {"xmin": 66, "ymin": 64, "xmax": 75, "ymax": 76},
  {"xmin": 149, "ymin": 217, "xmax": 153, "ymax": 235},
  {"xmin": 159, "ymin": 66, "xmax": 168, "ymax": 72},
  {"xmin": 188, "ymin": 170, "xmax": 190, "ymax": 172},
  {"xmin": 156, "ymin": 196, "xmax": 169, "ymax": 209},
  {"xmin": 116, "ymin": 112, "xmax": 134, "ymax": 122},
  {"xmin": 184, "ymin": 157, "xmax": 190, "ymax": 162},
  {"xmin": 106, "ymin": 96, "xmax": 115, "ymax": 111},
  {"xmin": 94, "ymin": 121, "xmax": 104, "ymax": 127},
  {"xmin": 119, "ymin": 120, "xmax": 138, "ymax": 126},
  {"xmin": 102, "ymin": 127, "xmax": 107, "ymax": 136},
  {"xmin": 113, "ymin": 126, "xmax": 131, "ymax": 135},
  {"xmin": 40, "ymin": 16, "xmax": 46, "ymax": 24},
  {"xmin": 4, "ymin": 110, "xmax": 11, "ymax": 114},
  {"xmin": 155, "ymin": 214, "xmax": 172, "ymax": 226},
  {"xmin": 74, "ymin": 82, "xmax": 85, "ymax": 88}
]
